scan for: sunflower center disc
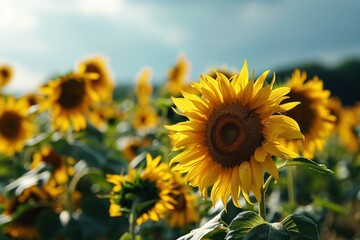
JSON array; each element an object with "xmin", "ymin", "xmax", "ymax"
[
  {"xmin": 284, "ymin": 91, "xmax": 315, "ymax": 134},
  {"xmin": 84, "ymin": 63, "xmax": 102, "ymax": 85},
  {"xmin": 43, "ymin": 150, "xmax": 64, "ymax": 170},
  {"xmin": 0, "ymin": 111, "xmax": 22, "ymax": 139},
  {"xmin": 0, "ymin": 69, "xmax": 9, "ymax": 79},
  {"xmin": 58, "ymin": 79, "xmax": 86, "ymax": 109},
  {"xmin": 206, "ymin": 104, "xmax": 264, "ymax": 168}
]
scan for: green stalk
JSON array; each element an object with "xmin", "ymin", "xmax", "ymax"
[
  {"xmin": 287, "ymin": 167, "xmax": 296, "ymax": 207},
  {"xmin": 129, "ymin": 204, "xmax": 138, "ymax": 240},
  {"xmin": 63, "ymin": 129, "xmax": 75, "ymax": 213},
  {"xmin": 258, "ymin": 185, "xmax": 266, "ymax": 220}
]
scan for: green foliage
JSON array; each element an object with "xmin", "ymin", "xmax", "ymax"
[{"xmin": 286, "ymin": 157, "xmax": 333, "ymax": 175}]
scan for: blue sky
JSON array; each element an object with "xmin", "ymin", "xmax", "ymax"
[{"xmin": 1, "ymin": 0, "xmax": 360, "ymax": 93}]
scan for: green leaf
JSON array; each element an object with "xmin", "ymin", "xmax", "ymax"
[
  {"xmin": 36, "ymin": 210, "xmax": 61, "ymax": 240},
  {"xmin": 286, "ymin": 157, "xmax": 333, "ymax": 174},
  {"xmin": 53, "ymin": 139, "xmax": 107, "ymax": 167},
  {"xmin": 119, "ymin": 232, "xmax": 132, "ymax": 240},
  {"xmin": 119, "ymin": 232, "xmax": 141, "ymax": 240},
  {"xmin": 281, "ymin": 214, "xmax": 319, "ymax": 240},
  {"xmin": 241, "ymin": 223, "xmax": 292, "ymax": 240},
  {"xmin": 178, "ymin": 210, "xmax": 227, "ymax": 240},
  {"xmin": 313, "ymin": 197, "xmax": 347, "ymax": 215},
  {"xmin": 225, "ymin": 211, "xmax": 266, "ymax": 239}
]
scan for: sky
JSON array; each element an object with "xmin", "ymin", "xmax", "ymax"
[{"xmin": 1, "ymin": 0, "xmax": 360, "ymax": 93}]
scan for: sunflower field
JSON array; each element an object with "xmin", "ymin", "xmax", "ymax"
[{"xmin": 0, "ymin": 55, "xmax": 359, "ymax": 240}]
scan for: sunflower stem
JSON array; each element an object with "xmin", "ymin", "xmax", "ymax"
[
  {"xmin": 129, "ymin": 203, "xmax": 138, "ymax": 240},
  {"xmin": 259, "ymin": 179, "xmax": 266, "ymax": 220},
  {"xmin": 287, "ymin": 167, "xmax": 296, "ymax": 207},
  {"xmin": 63, "ymin": 130, "xmax": 75, "ymax": 213}
]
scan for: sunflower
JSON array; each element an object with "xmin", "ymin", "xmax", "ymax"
[
  {"xmin": 282, "ymin": 69, "xmax": 335, "ymax": 158},
  {"xmin": 120, "ymin": 137, "xmax": 152, "ymax": 161},
  {"xmin": 21, "ymin": 92, "xmax": 42, "ymax": 108},
  {"xmin": 336, "ymin": 105, "xmax": 360, "ymax": 152},
  {"xmin": 206, "ymin": 66, "xmax": 238, "ymax": 80},
  {"xmin": 78, "ymin": 55, "xmax": 115, "ymax": 102},
  {"xmin": 31, "ymin": 145, "xmax": 75, "ymax": 186},
  {"xmin": 165, "ymin": 172, "xmax": 199, "ymax": 228},
  {"xmin": 106, "ymin": 153, "xmax": 176, "ymax": 225},
  {"xmin": 0, "ymin": 64, "xmax": 13, "ymax": 89},
  {"xmin": 165, "ymin": 54, "xmax": 190, "ymax": 96},
  {"xmin": 0, "ymin": 97, "xmax": 34, "ymax": 156},
  {"xmin": 135, "ymin": 68, "xmax": 153, "ymax": 107},
  {"xmin": 132, "ymin": 106, "xmax": 159, "ymax": 133},
  {"xmin": 2, "ymin": 185, "xmax": 55, "ymax": 240},
  {"xmin": 88, "ymin": 102, "xmax": 122, "ymax": 130},
  {"xmin": 166, "ymin": 60, "xmax": 304, "ymax": 207},
  {"xmin": 327, "ymin": 96, "xmax": 342, "ymax": 130},
  {"xmin": 40, "ymin": 72, "xmax": 99, "ymax": 132}
]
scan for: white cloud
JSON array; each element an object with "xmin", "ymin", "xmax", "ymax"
[
  {"xmin": 115, "ymin": 1, "xmax": 187, "ymax": 47},
  {"xmin": 0, "ymin": 0, "xmax": 38, "ymax": 31},
  {"xmin": 0, "ymin": 0, "xmax": 47, "ymax": 52},
  {"xmin": 1, "ymin": 61, "xmax": 47, "ymax": 94},
  {"xmin": 76, "ymin": 0, "xmax": 123, "ymax": 16}
]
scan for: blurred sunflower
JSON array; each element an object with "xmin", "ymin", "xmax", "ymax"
[
  {"xmin": 165, "ymin": 172, "xmax": 199, "ymax": 228},
  {"xmin": 31, "ymin": 145, "xmax": 75, "ymax": 186},
  {"xmin": 2, "ymin": 185, "xmax": 56, "ymax": 240},
  {"xmin": 78, "ymin": 55, "xmax": 114, "ymax": 102},
  {"xmin": 165, "ymin": 54, "xmax": 190, "ymax": 96},
  {"xmin": 88, "ymin": 102, "xmax": 122, "ymax": 130},
  {"xmin": 282, "ymin": 69, "xmax": 335, "ymax": 158},
  {"xmin": 106, "ymin": 153, "xmax": 176, "ymax": 225},
  {"xmin": 40, "ymin": 72, "xmax": 99, "ymax": 132},
  {"xmin": 206, "ymin": 66, "xmax": 238, "ymax": 80},
  {"xmin": 20, "ymin": 93, "xmax": 44, "ymax": 111},
  {"xmin": 0, "ymin": 97, "xmax": 34, "ymax": 156},
  {"xmin": 133, "ymin": 106, "xmax": 159, "ymax": 133},
  {"xmin": 135, "ymin": 68, "xmax": 153, "ymax": 106},
  {"xmin": 166, "ymin": 60, "xmax": 303, "ymax": 207},
  {"xmin": 337, "ymin": 105, "xmax": 360, "ymax": 152},
  {"xmin": 327, "ymin": 96, "xmax": 342, "ymax": 130},
  {"xmin": 121, "ymin": 137, "xmax": 152, "ymax": 161},
  {"xmin": 0, "ymin": 64, "xmax": 13, "ymax": 89}
]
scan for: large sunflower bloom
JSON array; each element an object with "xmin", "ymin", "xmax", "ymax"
[
  {"xmin": 165, "ymin": 172, "xmax": 199, "ymax": 228},
  {"xmin": 0, "ymin": 97, "xmax": 34, "ymax": 156},
  {"xmin": 0, "ymin": 64, "xmax": 13, "ymax": 89},
  {"xmin": 40, "ymin": 72, "xmax": 99, "ymax": 132},
  {"xmin": 282, "ymin": 69, "xmax": 335, "ymax": 158},
  {"xmin": 78, "ymin": 55, "xmax": 115, "ymax": 102},
  {"xmin": 166, "ymin": 61, "xmax": 304, "ymax": 207},
  {"xmin": 106, "ymin": 154, "xmax": 176, "ymax": 225}
]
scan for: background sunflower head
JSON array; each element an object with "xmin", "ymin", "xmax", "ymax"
[
  {"xmin": 165, "ymin": 172, "xmax": 199, "ymax": 228},
  {"xmin": 40, "ymin": 72, "xmax": 100, "ymax": 132},
  {"xmin": 283, "ymin": 69, "xmax": 336, "ymax": 158},
  {"xmin": 0, "ymin": 97, "xmax": 34, "ymax": 156},
  {"xmin": 78, "ymin": 55, "xmax": 115, "ymax": 102},
  {"xmin": 0, "ymin": 64, "xmax": 13, "ymax": 89},
  {"xmin": 106, "ymin": 154, "xmax": 176, "ymax": 225},
  {"xmin": 135, "ymin": 67, "xmax": 153, "ymax": 107}
]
